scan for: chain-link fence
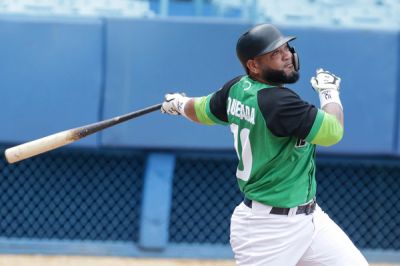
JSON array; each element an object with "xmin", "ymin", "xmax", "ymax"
[
  {"xmin": 170, "ymin": 155, "xmax": 400, "ymax": 250},
  {"xmin": 0, "ymin": 147, "xmax": 145, "ymax": 242},
  {"xmin": 169, "ymin": 156, "xmax": 241, "ymax": 244},
  {"xmin": 0, "ymin": 146, "xmax": 399, "ymax": 251}
]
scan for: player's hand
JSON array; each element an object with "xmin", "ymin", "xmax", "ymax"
[
  {"xmin": 161, "ymin": 92, "xmax": 188, "ymax": 115},
  {"xmin": 310, "ymin": 68, "xmax": 341, "ymax": 92}
]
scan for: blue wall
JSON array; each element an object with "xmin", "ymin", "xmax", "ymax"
[
  {"xmin": 102, "ymin": 18, "xmax": 248, "ymax": 149},
  {"xmin": 0, "ymin": 16, "xmax": 103, "ymax": 146},
  {"xmin": 0, "ymin": 16, "xmax": 399, "ymax": 154},
  {"xmin": 286, "ymin": 27, "xmax": 400, "ymax": 154}
]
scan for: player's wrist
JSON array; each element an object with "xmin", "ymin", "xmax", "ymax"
[
  {"xmin": 318, "ymin": 89, "xmax": 342, "ymax": 109},
  {"xmin": 176, "ymin": 95, "xmax": 191, "ymax": 118}
]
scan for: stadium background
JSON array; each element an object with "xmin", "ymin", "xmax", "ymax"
[{"xmin": 0, "ymin": 0, "xmax": 399, "ymax": 265}]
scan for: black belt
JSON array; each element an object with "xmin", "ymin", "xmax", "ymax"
[{"xmin": 243, "ymin": 198, "xmax": 316, "ymax": 215}]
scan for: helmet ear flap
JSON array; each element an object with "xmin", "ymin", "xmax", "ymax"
[{"xmin": 288, "ymin": 45, "xmax": 300, "ymax": 71}]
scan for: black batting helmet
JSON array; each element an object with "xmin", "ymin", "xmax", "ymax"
[{"xmin": 236, "ymin": 24, "xmax": 299, "ymax": 71}]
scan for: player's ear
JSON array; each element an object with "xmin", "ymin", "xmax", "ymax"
[{"xmin": 246, "ymin": 59, "xmax": 258, "ymax": 75}]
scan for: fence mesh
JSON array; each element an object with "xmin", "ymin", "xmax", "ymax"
[
  {"xmin": 169, "ymin": 154, "xmax": 400, "ymax": 250},
  {"xmin": 0, "ymin": 147, "xmax": 145, "ymax": 241},
  {"xmin": 316, "ymin": 158, "xmax": 400, "ymax": 250},
  {"xmin": 0, "ymin": 147, "xmax": 399, "ymax": 250},
  {"xmin": 169, "ymin": 155, "xmax": 241, "ymax": 244}
]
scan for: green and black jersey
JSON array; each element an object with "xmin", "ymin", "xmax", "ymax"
[{"xmin": 194, "ymin": 75, "xmax": 343, "ymax": 208}]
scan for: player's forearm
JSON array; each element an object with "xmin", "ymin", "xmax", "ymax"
[
  {"xmin": 306, "ymin": 110, "xmax": 343, "ymax": 147},
  {"xmin": 322, "ymin": 103, "xmax": 344, "ymax": 128},
  {"xmin": 310, "ymin": 68, "xmax": 343, "ymax": 129},
  {"xmin": 183, "ymin": 98, "xmax": 200, "ymax": 123}
]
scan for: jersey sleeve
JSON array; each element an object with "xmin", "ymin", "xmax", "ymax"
[
  {"xmin": 257, "ymin": 87, "xmax": 319, "ymax": 139},
  {"xmin": 193, "ymin": 76, "xmax": 243, "ymax": 126},
  {"xmin": 305, "ymin": 111, "xmax": 343, "ymax": 146},
  {"xmin": 257, "ymin": 87, "xmax": 343, "ymax": 146}
]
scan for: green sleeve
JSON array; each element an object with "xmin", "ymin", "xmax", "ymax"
[
  {"xmin": 194, "ymin": 96, "xmax": 215, "ymax": 125},
  {"xmin": 305, "ymin": 110, "xmax": 344, "ymax": 146},
  {"xmin": 194, "ymin": 95, "xmax": 229, "ymax": 126}
]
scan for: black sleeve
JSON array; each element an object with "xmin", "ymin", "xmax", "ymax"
[
  {"xmin": 209, "ymin": 75, "xmax": 243, "ymax": 123},
  {"xmin": 257, "ymin": 87, "xmax": 318, "ymax": 139}
]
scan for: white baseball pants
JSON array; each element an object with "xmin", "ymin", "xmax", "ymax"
[{"xmin": 230, "ymin": 201, "xmax": 369, "ymax": 266}]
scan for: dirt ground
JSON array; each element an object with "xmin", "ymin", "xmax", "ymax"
[{"xmin": 0, "ymin": 255, "xmax": 397, "ymax": 266}]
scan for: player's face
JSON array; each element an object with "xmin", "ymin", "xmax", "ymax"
[{"xmin": 254, "ymin": 43, "xmax": 299, "ymax": 85}]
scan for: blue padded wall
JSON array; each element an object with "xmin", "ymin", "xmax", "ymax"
[
  {"xmin": 396, "ymin": 31, "xmax": 400, "ymax": 154},
  {"xmin": 101, "ymin": 19, "xmax": 399, "ymax": 154},
  {"xmin": 288, "ymin": 27, "xmax": 399, "ymax": 154},
  {"xmin": 101, "ymin": 18, "xmax": 249, "ymax": 149},
  {"xmin": 0, "ymin": 16, "xmax": 399, "ymax": 154},
  {"xmin": 0, "ymin": 15, "xmax": 103, "ymax": 146}
]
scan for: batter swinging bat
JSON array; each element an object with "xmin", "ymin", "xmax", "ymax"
[{"xmin": 5, "ymin": 103, "xmax": 162, "ymax": 164}]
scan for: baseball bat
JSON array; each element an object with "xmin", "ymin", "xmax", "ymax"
[{"xmin": 5, "ymin": 103, "xmax": 162, "ymax": 164}]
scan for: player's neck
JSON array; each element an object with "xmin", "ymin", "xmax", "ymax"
[{"xmin": 249, "ymin": 75, "xmax": 283, "ymax": 87}]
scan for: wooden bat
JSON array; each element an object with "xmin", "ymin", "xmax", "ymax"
[{"xmin": 5, "ymin": 103, "xmax": 162, "ymax": 164}]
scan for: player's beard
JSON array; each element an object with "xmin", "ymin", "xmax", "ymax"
[{"xmin": 261, "ymin": 68, "xmax": 299, "ymax": 84}]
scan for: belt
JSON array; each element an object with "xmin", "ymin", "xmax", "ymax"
[{"xmin": 243, "ymin": 198, "xmax": 316, "ymax": 215}]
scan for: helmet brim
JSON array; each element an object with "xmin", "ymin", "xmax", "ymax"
[{"xmin": 257, "ymin": 36, "xmax": 296, "ymax": 57}]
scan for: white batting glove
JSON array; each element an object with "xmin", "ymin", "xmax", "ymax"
[
  {"xmin": 310, "ymin": 68, "xmax": 342, "ymax": 109},
  {"xmin": 161, "ymin": 92, "xmax": 190, "ymax": 116}
]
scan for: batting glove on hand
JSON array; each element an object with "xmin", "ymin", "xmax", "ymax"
[
  {"xmin": 161, "ymin": 92, "xmax": 190, "ymax": 116},
  {"xmin": 310, "ymin": 68, "xmax": 342, "ymax": 109},
  {"xmin": 310, "ymin": 68, "xmax": 341, "ymax": 92}
]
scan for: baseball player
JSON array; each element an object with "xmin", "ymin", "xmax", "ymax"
[{"xmin": 161, "ymin": 24, "xmax": 369, "ymax": 265}]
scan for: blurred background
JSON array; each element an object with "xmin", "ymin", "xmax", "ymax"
[{"xmin": 0, "ymin": 0, "xmax": 399, "ymax": 265}]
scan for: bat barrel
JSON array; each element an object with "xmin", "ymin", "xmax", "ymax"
[
  {"xmin": 4, "ymin": 130, "xmax": 76, "ymax": 164},
  {"xmin": 4, "ymin": 103, "xmax": 162, "ymax": 164}
]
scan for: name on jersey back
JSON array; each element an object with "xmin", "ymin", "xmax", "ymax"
[{"xmin": 227, "ymin": 97, "xmax": 255, "ymax": 125}]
